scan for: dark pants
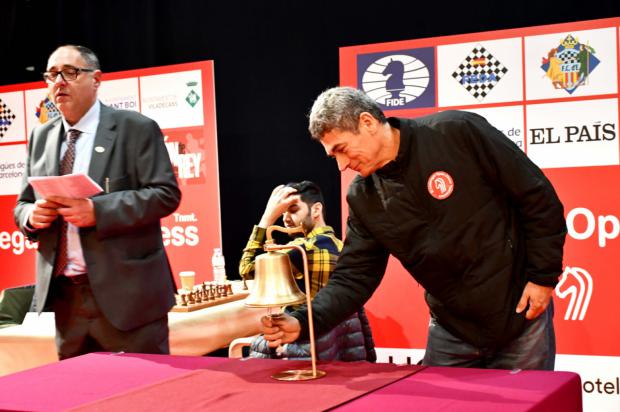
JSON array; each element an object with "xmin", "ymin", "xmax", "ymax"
[
  {"xmin": 52, "ymin": 275, "xmax": 169, "ymax": 360},
  {"xmin": 422, "ymin": 301, "xmax": 556, "ymax": 370}
]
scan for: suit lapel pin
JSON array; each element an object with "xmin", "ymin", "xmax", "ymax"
[{"xmin": 94, "ymin": 146, "xmax": 105, "ymax": 153}]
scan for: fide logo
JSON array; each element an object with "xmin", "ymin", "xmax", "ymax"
[
  {"xmin": 555, "ymin": 266, "xmax": 593, "ymax": 321},
  {"xmin": 357, "ymin": 48, "xmax": 436, "ymax": 110}
]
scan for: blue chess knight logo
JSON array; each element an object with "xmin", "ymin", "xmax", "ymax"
[
  {"xmin": 540, "ymin": 34, "xmax": 600, "ymax": 95},
  {"xmin": 357, "ymin": 48, "xmax": 435, "ymax": 110}
]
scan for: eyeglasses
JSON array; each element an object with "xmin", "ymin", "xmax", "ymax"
[{"xmin": 42, "ymin": 66, "xmax": 95, "ymax": 84}]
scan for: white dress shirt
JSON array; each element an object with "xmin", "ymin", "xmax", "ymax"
[{"xmin": 59, "ymin": 100, "xmax": 100, "ymax": 276}]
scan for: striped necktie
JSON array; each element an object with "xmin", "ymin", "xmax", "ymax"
[{"xmin": 53, "ymin": 129, "xmax": 81, "ymax": 276}]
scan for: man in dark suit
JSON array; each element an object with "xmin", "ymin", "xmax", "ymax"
[{"xmin": 14, "ymin": 45, "xmax": 181, "ymax": 359}]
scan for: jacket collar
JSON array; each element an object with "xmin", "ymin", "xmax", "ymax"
[
  {"xmin": 375, "ymin": 117, "xmax": 412, "ymax": 180},
  {"xmin": 43, "ymin": 118, "xmax": 63, "ymax": 176}
]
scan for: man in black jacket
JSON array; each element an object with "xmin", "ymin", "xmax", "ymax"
[{"xmin": 260, "ymin": 87, "xmax": 566, "ymax": 370}]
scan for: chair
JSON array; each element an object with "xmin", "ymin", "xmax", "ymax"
[
  {"xmin": 0, "ymin": 284, "xmax": 35, "ymax": 328},
  {"xmin": 228, "ymin": 336, "xmax": 256, "ymax": 358}
]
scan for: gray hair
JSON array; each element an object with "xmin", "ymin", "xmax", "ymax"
[
  {"xmin": 308, "ymin": 87, "xmax": 386, "ymax": 140},
  {"xmin": 51, "ymin": 45, "xmax": 101, "ymax": 70}
]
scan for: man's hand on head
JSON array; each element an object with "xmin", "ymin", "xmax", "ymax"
[
  {"xmin": 47, "ymin": 196, "xmax": 97, "ymax": 227},
  {"xmin": 258, "ymin": 185, "xmax": 299, "ymax": 228}
]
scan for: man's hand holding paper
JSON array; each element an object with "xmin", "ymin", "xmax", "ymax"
[
  {"xmin": 48, "ymin": 196, "xmax": 96, "ymax": 227},
  {"xmin": 27, "ymin": 173, "xmax": 101, "ymax": 229},
  {"xmin": 29, "ymin": 199, "xmax": 63, "ymax": 230}
]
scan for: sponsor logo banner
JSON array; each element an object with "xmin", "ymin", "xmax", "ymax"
[
  {"xmin": 438, "ymin": 38, "xmax": 523, "ymax": 106},
  {"xmin": 437, "ymin": 38, "xmax": 523, "ymax": 106},
  {"xmin": 140, "ymin": 70, "xmax": 205, "ymax": 129},
  {"xmin": 525, "ymin": 27, "xmax": 618, "ymax": 100},
  {"xmin": 99, "ymin": 78, "xmax": 140, "ymax": 112},
  {"xmin": 464, "ymin": 106, "xmax": 525, "ymax": 150},
  {"xmin": 556, "ymin": 354, "xmax": 620, "ymax": 412},
  {"xmin": 452, "ymin": 44, "xmax": 508, "ymax": 101},
  {"xmin": 0, "ymin": 196, "xmax": 39, "ymax": 291},
  {"xmin": 540, "ymin": 34, "xmax": 600, "ymax": 95},
  {"xmin": 357, "ymin": 48, "xmax": 435, "ymax": 110},
  {"xmin": 25, "ymin": 88, "xmax": 54, "ymax": 138},
  {"xmin": 35, "ymin": 95, "xmax": 60, "ymax": 124},
  {"xmin": 0, "ymin": 91, "xmax": 26, "ymax": 143},
  {"xmin": 556, "ymin": 266, "xmax": 593, "ymax": 321},
  {"xmin": 526, "ymin": 99, "xmax": 618, "ymax": 168},
  {"xmin": 0, "ymin": 145, "xmax": 27, "ymax": 196}
]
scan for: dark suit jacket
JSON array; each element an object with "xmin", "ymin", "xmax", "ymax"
[{"xmin": 14, "ymin": 103, "xmax": 181, "ymax": 331}]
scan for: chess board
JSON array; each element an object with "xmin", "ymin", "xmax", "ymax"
[{"xmin": 171, "ymin": 290, "xmax": 250, "ymax": 312}]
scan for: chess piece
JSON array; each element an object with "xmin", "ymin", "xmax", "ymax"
[
  {"xmin": 209, "ymin": 284, "xmax": 216, "ymax": 300},
  {"xmin": 180, "ymin": 294, "xmax": 188, "ymax": 306}
]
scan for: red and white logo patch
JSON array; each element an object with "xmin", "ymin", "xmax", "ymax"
[{"xmin": 427, "ymin": 171, "xmax": 454, "ymax": 200}]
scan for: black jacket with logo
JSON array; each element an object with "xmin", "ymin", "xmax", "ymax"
[{"xmin": 292, "ymin": 111, "xmax": 566, "ymax": 350}]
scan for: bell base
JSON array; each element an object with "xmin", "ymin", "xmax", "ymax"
[{"xmin": 271, "ymin": 369, "xmax": 327, "ymax": 381}]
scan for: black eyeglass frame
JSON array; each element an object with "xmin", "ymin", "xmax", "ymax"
[{"xmin": 42, "ymin": 66, "xmax": 96, "ymax": 84}]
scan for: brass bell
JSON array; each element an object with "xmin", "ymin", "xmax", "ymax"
[
  {"xmin": 243, "ymin": 225, "xmax": 326, "ymax": 381},
  {"xmin": 244, "ymin": 250, "xmax": 305, "ymax": 308}
]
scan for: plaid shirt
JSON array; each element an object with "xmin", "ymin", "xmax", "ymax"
[{"xmin": 239, "ymin": 225, "xmax": 343, "ymax": 298}]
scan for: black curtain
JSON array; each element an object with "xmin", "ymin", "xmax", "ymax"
[{"xmin": 2, "ymin": 0, "xmax": 617, "ymax": 278}]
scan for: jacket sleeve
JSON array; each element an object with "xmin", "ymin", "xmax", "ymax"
[
  {"xmin": 14, "ymin": 129, "xmax": 40, "ymax": 242},
  {"xmin": 238, "ymin": 225, "xmax": 267, "ymax": 280},
  {"xmin": 91, "ymin": 118, "xmax": 181, "ymax": 238},
  {"xmin": 457, "ymin": 111, "xmax": 566, "ymax": 286},
  {"xmin": 291, "ymin": 206, "xmax": 389, "ymax": 340}
]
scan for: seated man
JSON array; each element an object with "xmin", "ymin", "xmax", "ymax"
[{"xmin": 239, "ymin": 181, "xmax": 375, "ymax": 361}]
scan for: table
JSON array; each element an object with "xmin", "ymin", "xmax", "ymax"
[
  {"xmin": 0, "ymin": 281, "xmax": 268, "ymax": 376},
  {"xmin": 0, "ymin": 352, "xmax": 582, "ymax": 411}
]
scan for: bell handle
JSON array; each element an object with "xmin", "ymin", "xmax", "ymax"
[{"xmin": 266, "ymin": 225, "xmax": 305, "ymax": 243}]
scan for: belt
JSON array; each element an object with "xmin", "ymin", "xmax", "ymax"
[{"xmin": 60, "ymin": 273, "xmax": 90, "ymax": 285}]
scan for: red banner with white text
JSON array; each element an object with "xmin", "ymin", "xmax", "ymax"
[
  {"xmin": 0, "ymin": 61, "xmax": 221, "ymax": 291},
  {"xmin": 339, "ymin": 17, "xmax": 620, "ymax": 412}
]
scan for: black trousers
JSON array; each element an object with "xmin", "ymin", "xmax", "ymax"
[{"xmin": 51, "ymin": 275, "xmax": 169, "ymax": 360}]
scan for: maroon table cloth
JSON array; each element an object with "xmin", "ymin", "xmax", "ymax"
[
  {"xmin": 338, "ymin": 365, "xmax": 582, "ymax": 412},
  {"xmin": 0, "ymin": 352, "xmax": 581, "ymax": 411}
]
